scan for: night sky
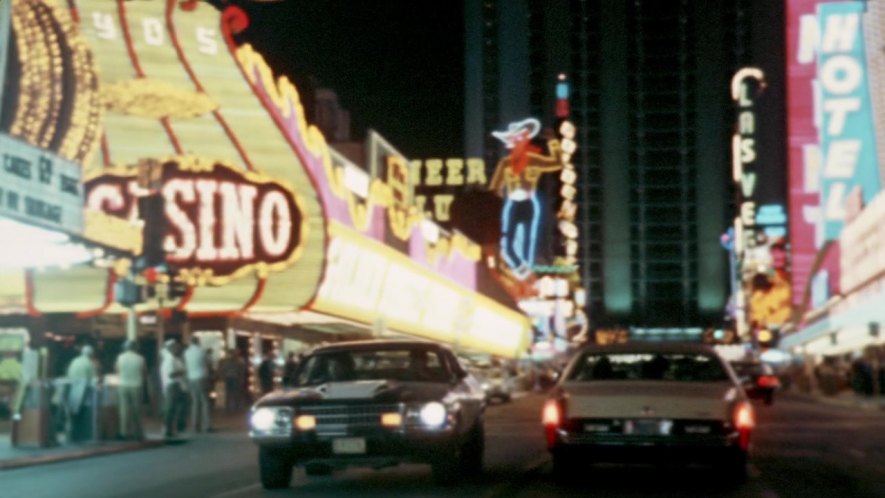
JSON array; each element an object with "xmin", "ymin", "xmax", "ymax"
[{"xmin": 227, "ymin": 0, "xmax": 465, "ymax": 159}]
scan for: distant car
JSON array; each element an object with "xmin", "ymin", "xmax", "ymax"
[
  {"xmin": 248, "ymin": 340, "xmax": 486, "ymax": 489},
  {"xmin": 473, "ymin": 367, "xmax": 515, "ymax": 403},
  {"xmin": 730, "ymin": 361, "xmax": 780, "ymax": 405},
  {"xmin": 543, "ymin": 343, "xmax": 754, "ymax": 483}
]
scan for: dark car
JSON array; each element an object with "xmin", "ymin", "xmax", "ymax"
[
  {"xmin": 731, "ymin": 361, "xmax": 780, "ymax": 405},
  {"xmin": 543, "ymin": 343, "xmax": 754, "ymax": 483},
  {"xmin": 248, "ymin": 340, "xmax": 486, "ymax": 489}
]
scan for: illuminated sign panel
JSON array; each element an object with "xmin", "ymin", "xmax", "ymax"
[
  {"xmin": 410, "ymin": 157, "xmax": 487, "ymax": 224},
  {"xmin": 86, "ymin": 158, "xmax": 306, "ymax": 285},
  {"xmin": 817, "ymin": 2, "xmax": 881, "ymax": 240},
  {"xmin": 787, "ymin": 0, "xmax": 828, "ymax": 306},
  {"xmin": 0, "ymin": 134, "xmax": 83, "ymax": 234},
  {"xmin": 313, "ymin": 222, "xmax": 530, "ymax": 358}
]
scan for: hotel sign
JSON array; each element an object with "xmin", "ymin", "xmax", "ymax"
[{"xmin": 0, "ymin": 134, "xmax": 84, "ymax": 234}]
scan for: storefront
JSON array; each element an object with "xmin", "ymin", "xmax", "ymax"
[{"xmin": 0, "ymin": 0, "xmax": 531, "ymax": 397}]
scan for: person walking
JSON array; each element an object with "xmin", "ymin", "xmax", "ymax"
[
  {"xmin": 160, "ymin": 340, "xmax": 186, "ymax": 438},
  {"xmin": 282, "ymin": 352, "xmax": 299, "ymax": 388},
  {"xmin": 257, "ymin": 352, "xmax": 275, "ymax": 395},
  {"xmin": 221, "ymin": 348, "xmax": 246, "ymax": 413},
  {"xmin": 114, "ymin": 340, "xmax": 146, "ymax": 440},
  {"xmin": 184, "ymin": 336, "xmax": 212, "ymax": 432},
  {"xmin": 66, "ymin": 345, "xmax": 98, "ymax": 442}
]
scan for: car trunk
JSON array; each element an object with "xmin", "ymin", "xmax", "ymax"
[{"xmin": 563, "ymin": 380, "xmax": 735, "ymax": 420}]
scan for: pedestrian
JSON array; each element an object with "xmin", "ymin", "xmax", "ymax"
[
  {"xmin": 66, "ymin": 345, "xmax": 98, "ymax": 442},
  {"xmin": 160, "ymin": 339, "xmax": 186, "ymax": 438},
  {"xmin": 115, "ymin": 340, "xmax": 146, "ymax": 440},
  {"xmin": 184, "ymin": 336, "xmax": 212, "ymax": 432},
  {"xmin": 282, "ymin": 352, "xmax": 299, "ymax": 388},
  {"xmin": 258, "ymin": 351, "xmax": 275, "ymax": 394},
  {"xmin": 221, "ymin": 348, "xmax": 246, "ymax": 413}
]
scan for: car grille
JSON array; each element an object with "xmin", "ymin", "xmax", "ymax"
[{"xmin": 298, "ymin": 404, "xmax": 403, "ymax": 434}]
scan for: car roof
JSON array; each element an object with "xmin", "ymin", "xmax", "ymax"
[
  {"xmin": 574, "ymin": 342, "xmax": 720, "ymax": 356},
  {"xmin": 305, "ymin": 339, "xmax": 453, "ymax": 356}
]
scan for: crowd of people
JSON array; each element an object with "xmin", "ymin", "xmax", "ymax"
[
  {"xmin": 57, "ymin": 338, "xmax": 267, "ymax": 442},
  {"xmin": 781, "ymin": 344, "xmax": 885, "ymax": 397}
]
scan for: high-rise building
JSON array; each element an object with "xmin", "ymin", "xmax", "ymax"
[{"xmin": 466, "ymin": 0, "xmax": 785, "ymax": 329}]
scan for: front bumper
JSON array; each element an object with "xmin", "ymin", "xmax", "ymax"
[
  {"xmin": 251, "ymin": 426, "xmax": 459, "ymax": 467},
  {"xmin": 549, "ymin": 419, "xmax": 745, "ymax": 464}
]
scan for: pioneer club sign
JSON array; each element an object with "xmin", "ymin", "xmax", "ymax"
[{"xmin": 85, "ymin": 158, "xmax": 306, "ymax": 284}]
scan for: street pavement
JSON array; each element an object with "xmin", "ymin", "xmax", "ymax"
[{"xmin": 0, "ymin": 391, "xmax": 883, "ymax": 497}]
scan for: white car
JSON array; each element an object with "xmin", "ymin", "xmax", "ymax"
[{"xmin": 543, "ymin": 343, "xmax": 754, "ymax": 482}]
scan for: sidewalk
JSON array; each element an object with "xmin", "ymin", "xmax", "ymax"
[
  {"xmin": 784, "ymin": 389, "xmax": 885, "ymax": 412},
  {"xmin": 0, "ymin": 410, "xmax": 248, "ymax": 471}
]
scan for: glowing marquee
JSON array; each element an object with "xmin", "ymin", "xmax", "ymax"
[
  {"xmin": 85, "ymin": 157, "xmax": 306, "ymax": 285},
  {"xmin": 410, "ymin": 157, "xmax": 487, "ymax": 223}
]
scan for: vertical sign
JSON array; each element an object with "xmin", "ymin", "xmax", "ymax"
[
  {"xmin": 817, "ymin": 1, "xmax": 881, "ymax": 240},
  {"xmin": 787, "ymin": 0, "xmax": 826, "ymax": 307},
  {"xmin": 0, "ymin": 0, "xmax": 9, "ymax": 120}
]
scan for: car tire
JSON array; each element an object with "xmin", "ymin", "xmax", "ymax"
[
  {"xmin": 551, "ymin": 451, "xmax": 577, "ymax": 482},
  {"xmin": 717, "ymin": 449, "xmax": 748, "ymax": 484},
  {"xmin": 432, "ymin": 420, "xmax": 484, "ymax": 485},
  {"xmin": 304, "ymin": 463, "xmax": 333, "ymax": 476},
  {"xmin": 461, "ymin": 421, "xmax": 485, "ymax": 476},
  {"xmin": 259, "ymin": 447, "xmax": 293, "ymax": 489}
]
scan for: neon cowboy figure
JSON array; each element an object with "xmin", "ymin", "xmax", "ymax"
[{"xmin": 489, "ymin": 118, "xmax": 563, "ymax": 279}]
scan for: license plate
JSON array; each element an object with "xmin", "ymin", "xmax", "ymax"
[
  {"xmin": 624, "ymin": 419, "xmax": 673, "ymax": 435},
  {"xmin": 332, "ymin": 437, "xmax": 366, "ymax": 454}
]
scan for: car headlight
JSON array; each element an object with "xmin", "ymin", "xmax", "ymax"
[
  {"xmin": 250, "ymin": 408, "xmax": 277, "ymax": 431},
  {"xmin": 419, "ymin": 402, "xmax": 448, "ymax": 428}
]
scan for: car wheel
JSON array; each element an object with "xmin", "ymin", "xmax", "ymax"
[
  {"xmin": 551, "ymin": 451, "xmax": 577, "ymax": 482},
  {"xmin": 461, "ymin": 421, "xmax": 485, "ymax": 476},
  {"xmin": 304, "ymin": 463, "xmax": 333, "ymax": 476},
  {"xmin": 259, "ymin": 447, "xmax": 293, "ymax": 489},
  {"xmin": 717, "ymin": 449, "xmax": 748, "ymax": 484}
]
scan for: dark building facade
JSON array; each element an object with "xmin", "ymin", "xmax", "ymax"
[{"xmin": 465, "ymin": 0, "xmax": 785, "ymax": 329}]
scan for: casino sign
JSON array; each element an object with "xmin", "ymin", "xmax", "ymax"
[{"xmin": 85, "ymin": 157, "xmax": 307, "ymax": 286}]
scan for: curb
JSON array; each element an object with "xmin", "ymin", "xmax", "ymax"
[
  {"xmin": 0, "ymin": 440, "xmax": 165, "ymax": 471},
  {"xmin": 784, "ymin": 391, "xmax": 885, "ymax": 412}
]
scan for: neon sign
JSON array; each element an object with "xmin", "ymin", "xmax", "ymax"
[
  {"xmin": 815, "ymin": 2, "xmax": 881, "ymax": 240},
  {"xmin": 85, "ymin": 157, "xmax": 306, "ymax": 285},
  {"xmin": 410, "ymin": 158, "xmax": 486, "ymax": 223},
  {"xmin": 490, "ymin": 118, "xmax": 563, "ymax": 279}
]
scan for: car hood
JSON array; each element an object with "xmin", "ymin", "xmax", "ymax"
[
  {"xmin": 256, "ymin": 380, "xmax": 451, "ymax": 407},
  {"xmin": 561, "ymin": 380, "xmax": 739, "ymax": 420}
]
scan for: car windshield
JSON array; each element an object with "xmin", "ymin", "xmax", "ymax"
[
  {"xmin": 731, "ymin": 362, "xmax": 773, "ymax": 377},
  {"xmin": 293, "ymin": 348, "xmax": 451, "ymax": 386},
  {"xmin": 567, "ymin": 352, "xmax": 729, "ymax": 382}
]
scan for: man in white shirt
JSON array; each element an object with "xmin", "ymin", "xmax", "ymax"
[
  {"xmin": 184, "ymin": 336, "xmax": 211, "ymax": 432},
  {"xmin": 66, "ymin": 345, "xmax": 98, "ymax": 442},
  {"xmin": 160, "ymin": 339, "xmax": 186, "ymax": 438},
  {"xmin": 115, "ymin": 340, "xmax": 146, "ymax": 440}
]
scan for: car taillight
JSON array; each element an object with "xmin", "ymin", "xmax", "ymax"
[
  {"xmin": 543, "ymin": 398, "xmax": 565, "ymax": 449},
  {"xmin": 734, "ymin": 401, "xmax": 754, "ymax": 429},
  {"xmin": 757, "ymin": 375, "xmax": 780, "ymax": 388},
  {"xmin": 542, "ymin": 399, "xmax": 561, "ymax": 427},
  {"xmin": 733, "ymin": 401, "xmax": 753, "ymax": 450}
]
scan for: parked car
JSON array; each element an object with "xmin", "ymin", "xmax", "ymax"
[
  {"xmin": 472, "ymin": 366, "xmax": 515, "ymax": 403},
  {"xmin": 248, "ymin": 340, "xmax": 486, "ymax": 489},
  {"xmin": 730, "ymin": 360, "xmax": 780, "ymax": 405},
  {"xmin": 543, "ymin": 342, "xmax": 754, "ymax": 483}
]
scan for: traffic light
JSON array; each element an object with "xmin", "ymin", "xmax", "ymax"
[
  {"xmin": 757, "ymin": 328, "xmax": 779, "ymax": 349},
  {"xmin": 115, "ymin": 279, "xmax": 145, "ymax": 307},
  {"xmin": 138, "ymin": 194, "xmax": 167, "ymax": 267},
  {"xmin": 167, "ymin": 279, "xmax": 188, "ymax": 300}
]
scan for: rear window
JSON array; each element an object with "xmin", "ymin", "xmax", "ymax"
[{"xmin": 567, "ymin": 352, "xmax": 729, "ymax": 382}]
